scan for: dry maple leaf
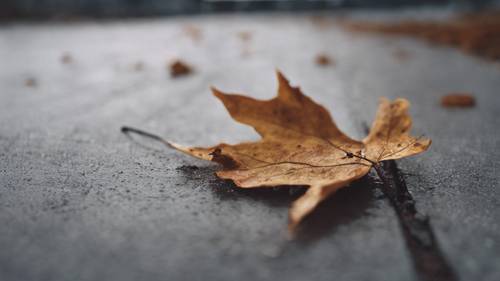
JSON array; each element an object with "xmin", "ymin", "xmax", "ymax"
[{"xmin": 164, "ymin": 71, "xmax": 431, "ymax": 231}]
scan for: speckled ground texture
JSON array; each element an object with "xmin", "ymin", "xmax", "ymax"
[{"xmin": 1, "ymin": 10, "xmax": 499, "ymax": 281}]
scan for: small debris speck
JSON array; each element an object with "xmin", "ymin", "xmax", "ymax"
[
  {"xmin": 25, "ymin": 78, "xmax": 37, "ymax": 87},
  {"xmin": 169, "ymin": 60, "xmax": 193, "ymax": 78},
  {"xmin": 133, "ymin": 61, "xmax": 144, "ymax": 71},
  {"xmin": 315, "ymin": 54, "xmax": 334, "ymax": 66},
  {"xmin": 183, "ymin": 24, "xmax": 202, "ymax": 42},
  {"xmin": 61, "ymin": 53, "xmax": 73, "ymax": 64},
  {"xmin": 237, "ymin": 31, "xmax": 252, "ymax": 42},
  {"xmin": 441, "ymin": 93, "xmax": 476, "ymax": 108}
]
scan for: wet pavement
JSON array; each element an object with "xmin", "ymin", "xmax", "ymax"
[{"xmin": 1, "ymin": 11, "xmax": 499, "ymax": 281}]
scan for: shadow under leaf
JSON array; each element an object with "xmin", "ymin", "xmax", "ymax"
[
  {"xmin": 293, "ymin": 175, "xmax": 375, "ymax": 244},
  {"xmin": 177, "ymin": 164, "xmax": 376, "ymax": 243}
]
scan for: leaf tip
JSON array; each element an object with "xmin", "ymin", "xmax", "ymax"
[
  {"xmin": 287, "ymin": 192, "xmax": 315, "ymax": 234},
  {"xmin": 275, "ymin": 68, "xmax": 285, "ymax": 79},
  {"xmin": 287, "ymin": 213, "xmax": 301, "ymax": 238},
  {"xmin": 210, "ymin": 86, "xmax": 223, "ymax": 97},
  {"xmin": 421, "ymin": 137, "xmax": 432, "ymax": 150},
  {"xmin": 275, "ymin": 69, "xmax": 290, "ymax": 85},
  {"xmin": 275, "ymin": 70, "xmax": 304, "ymax": 101}
]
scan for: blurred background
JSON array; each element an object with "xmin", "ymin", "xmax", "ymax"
[{"xmin": 2, "ymin": 0, "xmax": 499, "ymax": 19}]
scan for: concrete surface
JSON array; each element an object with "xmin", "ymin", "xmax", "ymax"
[{"xmin": 1, "ymin": 11, "xmax": 499, "ymax": 281}]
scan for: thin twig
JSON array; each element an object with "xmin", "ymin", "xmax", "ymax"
[
  {"xmin": 362, "ymin": 122, "xmax": 457, "ymax": 281},
  {"xmin": 373, "ymin": 160, "xmax": 458, "ymax": 281}
]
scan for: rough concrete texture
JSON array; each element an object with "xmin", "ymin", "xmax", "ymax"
[{"xmin": 1, "ymin": 11, "xmax": 499, "ymax": 281}]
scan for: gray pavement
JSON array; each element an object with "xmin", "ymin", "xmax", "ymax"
[{"xmin": 0, "ymin": 11, "xmax": 499, "ymax": 281}]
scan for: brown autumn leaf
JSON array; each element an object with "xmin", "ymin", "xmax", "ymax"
[{"xmin": 169, "ymin": 71, "xmax": 431, "ymax": 230}]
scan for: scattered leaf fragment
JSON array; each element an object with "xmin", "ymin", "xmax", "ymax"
[
  {"xmin": 310, "ymin": 16, "xmax": 334, "ymax": 30},
  {"xmin": 237, "ymin": 31, "xmax": 252, "ymax": 42},
  {"xmin": 169, "ymin": 60, "xmax": 193, "ymax": 78},
  {"xmin": 441, "ymin": 93, "xmax": 475, "ymax": 108},
  {"xmin": 61, "ymin": 52, "xmax": 73, "ymax": 64},
  {"xmin": 237, "ymin": 31, "xmax": 253, "ymax": 58},
  {"xmin": 183, "ymin": 24, "xmax": 202, "ymax": 42},
  {"xmin": 168, "ymin": 71, "xmax": 431, "ymax": 231},
  {"xmin": 25, "ymin": 77, "xmax": 37, "ymax": 87},
  {"xmin": 343, "ymin": 10, "xmax": 500, "ymax": 61},
  {"xmin": 315, "ymin": 54, "xmax": 334, "ymax": 66}
]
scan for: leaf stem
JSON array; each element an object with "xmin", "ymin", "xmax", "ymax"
[{"xmin": 121, "ymin": 126, "xmax": 171, "ymax": 147}]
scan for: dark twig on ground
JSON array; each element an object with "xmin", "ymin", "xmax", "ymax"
[{"xmin": 373, "ymin": 162, "xmax": 458, "ymax": 281}]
